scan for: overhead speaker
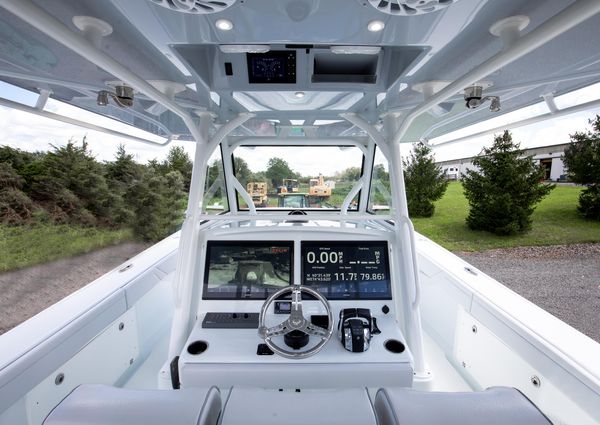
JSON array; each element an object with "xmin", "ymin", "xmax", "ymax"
[
  {"xmin": 367, "ymin": 0, "xmax": 459, "ymax": 16},
  {"xmin": 149, "ymin": 0, "xmax": 236, "ymax": 14}
]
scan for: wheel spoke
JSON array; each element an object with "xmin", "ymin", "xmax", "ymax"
[
  {"xmin": 303, "ymin": 323, "xmax": 328, "ymax": 338},
  {"xmin": 265, "ymin": 320, "xmax": 291, "ymax": 338},
  {"xmin": 291, "ymin": 288, "xmax": 303, "ymax": 317}
]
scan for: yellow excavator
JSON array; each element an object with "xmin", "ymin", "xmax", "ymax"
[
  {"xmin": 246, "ymin": 182, "xmax": 268, "ymax": 207},
  {"xmin": 309, "ymin": 174, "xmax": 331, "ymax": 198}
]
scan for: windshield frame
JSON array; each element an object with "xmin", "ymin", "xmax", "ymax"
[{"xmin": 227, "ymin": 139, "xmax": 370, "ymax": 213}]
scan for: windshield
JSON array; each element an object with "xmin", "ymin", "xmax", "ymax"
[{"xmin": 232, "ymin": 146, "xmax": 363, "ymax": 210}]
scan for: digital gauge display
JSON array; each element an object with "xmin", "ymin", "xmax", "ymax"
[
  {"xmin": 301, "ymin": 241, "xmax": 392, "ymax": 300},
  {"xmin": 247, "ymin": 51, "xmax": 296, "ymax": 84}
]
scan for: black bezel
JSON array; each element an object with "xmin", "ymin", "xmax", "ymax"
[
  {"xmin": 301, "ymin": 240, "xmax": 392, "ymax": 300},
  {"xmin": 202, "ymin": 240, "xmax": 294, "ymax": 300},
  {"xmin": 247, "ymin": 50, "xmax": 296, "ymax": 84}
]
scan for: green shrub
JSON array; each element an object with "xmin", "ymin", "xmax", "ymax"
[
  {"xmin": 563, "ymin": 115, "xmax": 600, "ymax": 220},
  {"xmin": 577, "ymin": 185, "xmax": 600, "ymax": 220},
  {"xmin": 0, "ymin": 188, "xmax": 35, "ymax": 225},
  {"xmin": 462, "ymin": 131, "xmax": 554, "ymax": 235},
  {"xmin": 403, "ymin": 142, "xmax": 448, "ymax": 217}
]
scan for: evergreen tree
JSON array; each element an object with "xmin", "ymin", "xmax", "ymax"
[
  {"xmin": 403, "ymin": 142, "xmax": 448, "ymax": 217},
  {"xmin": 462, "ymin": 131, "xmax": 554, "ymax": 235},
  {"xmin": 104, "ymin": 145, "xmax": 143, "ymax": 226},
  {"xmin": 37, "ymin": 138, "xmax": 112, "ymax": 225},
  {"xmin": 148, "ymin": 146, "xmax": 193, "ymax": 191},
  {"xmin": 129, "ymin": 169, "xmax": 185, "ymax": 241},
  {"xmin": 164, "ymin": 146, "xmax": 193, "ymax": 191},
  {"xmin": 562, "ymin": 116, "xmax": 600, "ymax": 220}
]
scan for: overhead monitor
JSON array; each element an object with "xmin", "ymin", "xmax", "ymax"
[
  {"xmin": 247, "ymin": 51, "xmax": 296, "ymax": 84},
  {"xmin": 203, "ymin": 241, "xmax": 293, "ymax": 299},
  {"xmin": 301, "ymin": 241, "xmax": 392, "ymax": 300}
]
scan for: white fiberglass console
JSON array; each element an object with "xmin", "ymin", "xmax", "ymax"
[{"xmin": 178, "ymin": 233, "xmax": 414, "ymax": 390}]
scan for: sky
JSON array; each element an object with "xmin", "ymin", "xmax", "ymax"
[
  {"xmin": 1, "ymin": 81, "xmax": 600, "ymax": 173},
  {"xmin": 0, "ymin": 81, "xmax": 197, "ymax": 165},
  {"xmin": 430, "ymin": 82, "xmax": 600, "ymax": 162}
]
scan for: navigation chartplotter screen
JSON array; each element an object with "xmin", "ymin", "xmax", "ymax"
[
  {"xmin": 301, "ymin": 241, "xmax": 391, "ymax": 300},
  {"xmin": 203, "ymin": 241, "xmax": 293, "ymax": 299},
  {"xmin": 247, "ymin": 51, "xmax": 296, "ymax": 84}
]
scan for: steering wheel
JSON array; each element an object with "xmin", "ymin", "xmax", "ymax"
[{"xmin": 258, "ymin": 285, "xmax": 334, "ymax": 359}]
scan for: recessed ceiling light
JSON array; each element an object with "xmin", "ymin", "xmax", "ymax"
[
  {"xmin": 367, "ymin": 20, "xmax": 385, "ymax": 32},
  {"xmin": 215, "ymin": 19, "xmax": 233, "ymax": 31},
  {"xmin": 294, "ymin": 91, "xmax": 305, "ymax": 98}
]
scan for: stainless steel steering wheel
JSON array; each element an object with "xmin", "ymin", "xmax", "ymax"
[{"xmin": 258, "ymin": 285, "xmax": 334, "ymax": 359}]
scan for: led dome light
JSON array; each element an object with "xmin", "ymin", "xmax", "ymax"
[
  {"xmin": 215, "ymin": 19, "xmax": 233, "ymax": 31},
  {"xmin": 367, "ymin": 20, "xmax": 385, "ymax": 32},
  {"xmin": 294, "ymin": 92, "xmax": 305, "ymax": 99}
]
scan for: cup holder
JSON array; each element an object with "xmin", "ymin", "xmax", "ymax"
[
  {"xmin": 384, "ymin": 339, "xmax": 405, "ymax": 354},
  {"xmin": 187, "ymin": 340, "xmax": 208, "ymax": 355}
]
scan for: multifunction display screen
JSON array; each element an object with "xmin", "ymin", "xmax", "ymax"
[
  {"xmin": 301, "ymin": 241, "xmax": 392, "ymax": 300},
  {"xmin": 203, "ymin": 241, "xmax": 293, "ymax": 299},
  {"xmin": 247, "ymin": 51, "xmax": 296, "ymax": 84}
]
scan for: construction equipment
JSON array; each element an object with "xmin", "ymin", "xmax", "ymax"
[
  {"xmin": 309, "ymin": 174, "xmax": 331, "ymax": 197},
  {"xmin": 277, "ymin": 178, "xmax": 299, "ymax": 194},
  {"xmin": 246, "ymin": 182, "xmax": 268, "ymax": 207},
  {"xmin": 277, "ymin": 193, "xmax": 309, "ymax": 208}
]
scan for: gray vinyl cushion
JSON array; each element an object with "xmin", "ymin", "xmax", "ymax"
[
  {"xmin": 221, "ymin": 387, "xmax": 377, "ymax": 425},
  {"xmin": 374, "ymin": 387, "xmax": 552, "ymax": 425},
  {"xmin": 43, "ymin": 384, "xmax": 221, "ymax": 425}
]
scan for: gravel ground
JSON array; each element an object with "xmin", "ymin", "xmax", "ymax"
[
  {"xmin": 0, "ymin": 242, "xmax": 149, "ymax": 335},
  {"xmin": 458, "ymin": 243, "xmax": 600, "ymax": 343}
]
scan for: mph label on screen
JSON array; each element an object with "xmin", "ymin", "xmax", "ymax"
[{"xmin": 301, "ymin": 241, "xmax": 391, "ymax": 300}]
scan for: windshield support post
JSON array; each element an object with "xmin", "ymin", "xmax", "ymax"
[
  {"xmin": 221, "ymin": 139, "xmax": 257, "ymax": 215},
  {"xmin": 167, "ymin": 112, "xmax": 212, "ymax": 367},
  {"xmin": 339, "ymin": 113, "xmax": 388, "ymax": 214},
  {"xmin": 384, "ymin": 113, "xmax": 428, "ymax": 382},
  {"xmin": 168, "ymin": 112, "xmax": 255, "ymax": 364}
]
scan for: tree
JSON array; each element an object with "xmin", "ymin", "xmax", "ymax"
[
  {"xmin": 339, "ymin": 166, "xmax": 362, "ymax": 182},
  {"xmin": 164, "ymin": 146, "xmax": 193, "ymax": 191},
  {"xmin": 562, "ymin": 115, "xmax": 600, "ymax": 220},
  {"xmin": 462, "ymin": 131, "xmax": 554, "ymax": 235},
  {"xmin": 233, "ymin": 156, "xmax": 252, "ymax": 187},
  {"xmin": 104, "ymin": 145, "xmax": 143, "ymax": 225},
  {"xmin": 105, "ymin": 145, "xmax": 142, "ymax": 185},
  {"xmin": 37, "ymin": 138, "xmax": 112, "ymax": 225},
  {"xmin": 129, "ymin": 169, "xmax": 185, "ymax": 241},
  {"xmin": 148, "ymin": 146, "xmax": 193, "ymax": 191},
  {"xmin": 403, "ymin": 142, "xmax": 448, "ymax": 217},
  {"xmin": 265, "ymin": 157, "xmax": 297, "ymax": 188}
]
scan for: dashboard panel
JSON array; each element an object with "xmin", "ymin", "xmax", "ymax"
[{"xmin": 201, "ymin": 239, "xmax": 392, "ymax": 301}]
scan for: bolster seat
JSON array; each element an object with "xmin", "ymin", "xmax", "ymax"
[
  {"xmin": 220, "ymin": 387, "xmax": 377, "ymax": 425},
  {"xmin": 43, "ymin": 384, "xmax": 221, "ymax": 425},
  {"xmin": 374, "ymin": 386, "xmax": 552, "ymax": 425}
]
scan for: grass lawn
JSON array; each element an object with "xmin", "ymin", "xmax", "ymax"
[
  {"xmin": 412, "ymin": 182, "xmax": 600, "ymax": 252},
  {"xmin": 0, "ymin": 225, "xmax": 134, "ymax": 272}
]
